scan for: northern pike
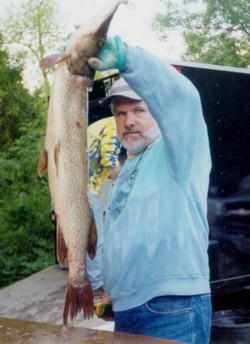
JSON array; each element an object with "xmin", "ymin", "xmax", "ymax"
[{"xmin": 38, "ymin": 1, "xmax": 120, "ymax": 325}]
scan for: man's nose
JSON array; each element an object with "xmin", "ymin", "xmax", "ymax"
[{"xmin": 124, "ymin": 112, "xmax": 136, "ymax": 127}]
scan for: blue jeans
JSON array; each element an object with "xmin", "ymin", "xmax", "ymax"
[
  {"xmin": 86, "ymin": 192, "xmax": 104, "ymax": 290},
  {"xmin": 114, "ymin": 294, "xmax": 212, "ymax": 344}
]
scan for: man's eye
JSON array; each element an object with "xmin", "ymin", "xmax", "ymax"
[
  {"xmin": 115, "ymin": 112, "xmax": 124, "ymax": 117},
  {"xmin": 135, "ymin": 108, "xmax": 143, "ymax": 114}
]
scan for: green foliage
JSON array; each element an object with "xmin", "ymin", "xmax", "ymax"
[
  {"xmin": 0, "ymin": 118, "xmax": 55, "ymax": 288},
  {"xmin": 1, "ymin": 0, "xmax": 64, "ymax": 58},
  {"xmin": 153, "ymin": 0, "xmax": 250, "ymax": 67},
  {"xmin": 0, "ymin": 33, "xmax": 47, "ymax": 152},
  {"xmin": 0, "ymin": 33, "xmax": 54, "ymax": 288},
  {"xmin": 0, "ymin": 0, "xmax": 65, "ymax": 96}
]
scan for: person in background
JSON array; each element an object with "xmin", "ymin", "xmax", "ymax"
[
  {"xmin": 86, "ymin": 116, "xmax": 121, "ymax": 291},
  {"xmin": 87, "ymin": 36, "xmax": 212, "ymax": 344}
]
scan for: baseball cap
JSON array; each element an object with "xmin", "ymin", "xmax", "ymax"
[{"xmin": 101, "ymin": 77, "xmax": 142, "ymax": 107}]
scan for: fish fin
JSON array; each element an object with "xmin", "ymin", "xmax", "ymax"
[
  {"xmin": 40, "ymin": 52, "xmax": 69, "ymax": 70},
  {"xmin": 56, "ymin": 222, "xmax": 68, "ymax": 266},
  {"xmin": 63, "ymin": 280, "xmax": 94, "ymax": 325},
  {"xmin": 38, "ymin": 147, "xmax": 48, "ymax": 177},
  {"xmin": 87, "ymin": 214, "xmax": 98, "ymax": 260},
  {"xmin": 54, "ymin": 143, "xmax": 60, "ymax": 176}
]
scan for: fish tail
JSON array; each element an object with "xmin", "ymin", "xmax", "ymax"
[{"xmin": 63, "ymin": 280, "xmax": 94, "ymax": 325}]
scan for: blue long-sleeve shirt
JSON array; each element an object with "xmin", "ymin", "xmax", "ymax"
[{"xmin": 103, "ymin": 46, "xmax": 212, "ymax": 312}]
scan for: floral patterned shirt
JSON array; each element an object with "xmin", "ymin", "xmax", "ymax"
[{"xmin": 88, "ymin": 117, "xmax": 121, "ymax": 196}]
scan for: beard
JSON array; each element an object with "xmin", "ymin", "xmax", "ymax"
[{"xmin": 119, "ymin": 124, "xmax": 161, "ymax": 154}]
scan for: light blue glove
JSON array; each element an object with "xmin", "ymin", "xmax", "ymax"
[{"xmin": 88, "ymin": 36, "xmax": 127, "ymax": 71}]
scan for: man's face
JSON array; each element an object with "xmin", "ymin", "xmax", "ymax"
[{"xmin": 112, "ymin": 97, "xmax": 160, "ymax": 154}]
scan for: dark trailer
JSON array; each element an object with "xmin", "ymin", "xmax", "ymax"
[
  {"xmin": 89, "ymin": 61, "xmax": 250, "ymax": 339},
  {"xmin": 169, "ymin": 60, "xmax": 250, "ymax": 303}
]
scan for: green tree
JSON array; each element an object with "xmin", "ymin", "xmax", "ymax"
[
  {"xmin": 152, "ymin": 0, "xmax": 250, "ymax": 67},
  {"xmin": 0, "ymin": 123, "xmax": 54, "ymax": 287},
  {"xmin": 0, "ymin": 0, "xmax": 65, "ymax": 96},
  {"xmin": 0, "ymin": 33, "xmax": 40, "ymax": 152},
  {"xmin": 0, "ymin": 33, "xmax": 54, "ymax": 288}
]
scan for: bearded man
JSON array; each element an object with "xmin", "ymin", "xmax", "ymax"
[{"xmin": 88, "ymin": 36, "xmax": 212, "ymax": 344}]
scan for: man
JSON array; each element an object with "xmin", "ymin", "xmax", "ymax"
[
  {"xmin": 88, "ymin": 36, "xmax": 212, "ymax": 343},
  {"xmin": 86, "ymin": 116, "xmax": 121, "ymax": 291}
]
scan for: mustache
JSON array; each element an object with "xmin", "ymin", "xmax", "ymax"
[{"xmin": 121, "ymin": 128, "xmax": 141, "ymax": 136}]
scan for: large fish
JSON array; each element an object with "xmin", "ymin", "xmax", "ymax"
[{"xmin": 38, "ymin": 1, "xmax": 120, "ymax": 325}]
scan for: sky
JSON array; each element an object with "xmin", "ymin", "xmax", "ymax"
[
  {"xmin": 0, "ymin": 0, "xmax": 184, "ymax": 58},
  {"xmin": 58, "ymin": 0, "xmax": 184, "ymax": 59},
  {"xmin": 0, "ymin": 0, "xmax": 184, "ymax": 89}
]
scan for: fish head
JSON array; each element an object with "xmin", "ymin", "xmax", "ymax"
[{"xmin": 66, "ymin": 0, "xmax": 121, "ymax": 77}]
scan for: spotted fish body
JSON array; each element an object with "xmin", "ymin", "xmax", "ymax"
[{"xmin": 38, "ymin": 1, "xmax": 120, "ymax": 325}]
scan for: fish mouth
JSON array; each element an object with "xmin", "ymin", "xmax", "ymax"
[
  {"xmin": 82, "ymin": 0, "xmax": 121, "ymax": 41},
  {"xmin": 95, "ymin": 1, "xmax": 121, "ymax": 39},
  {"xmin": 68, "ymin": 0, "xmax": 121, "ymax": 76}
]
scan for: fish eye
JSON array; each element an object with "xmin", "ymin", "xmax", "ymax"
[{"xmin": 99, "ymin": 38, "xmax": 106, "ymax": 48}]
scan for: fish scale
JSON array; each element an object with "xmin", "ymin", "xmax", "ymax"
[{"xmin": 38, "ymin": 0, "xmax": 121, "ymax": 326}]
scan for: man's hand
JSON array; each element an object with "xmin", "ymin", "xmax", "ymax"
[
  {"xmin": 108, "ymin": 165, "xmax": 121, "ymax": 180},
  {"xmin": 101, "ymin": 290, "xmax": 112, "ymax": 304},
  {"xmin": 88, "ymin": 36, "xmax": 127, "ymax": 71},
  {"xmin": 95, "ymin": 291, "xmax": 114, "ymax": 321}
]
